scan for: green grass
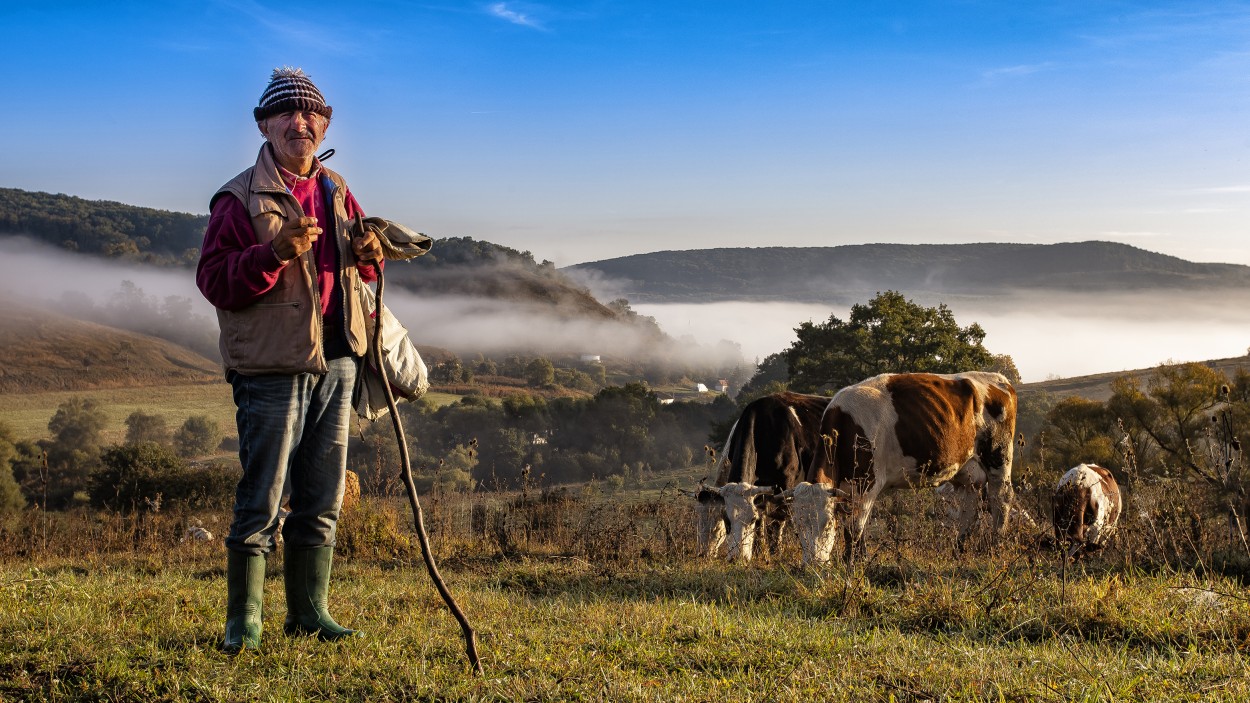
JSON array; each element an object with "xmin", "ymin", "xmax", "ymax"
[
  {"xmin": 0, "ymin": 383, "xmax": 235, "ymax": 444},
  {"xmin": 0, "ymin": 387, "xmax": 463, "ymax": 445},
  {"xmin": 3, "ymin": 550, "xmax": 1249, "ymax": 702},
  {"xmin": 4, "ymin": 483, "xmax": 1250, "ymax": 701}
]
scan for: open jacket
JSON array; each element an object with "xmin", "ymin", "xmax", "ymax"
[{"xmin": 198, "ymin": 145, "xmax": 371, "ymax": 375}]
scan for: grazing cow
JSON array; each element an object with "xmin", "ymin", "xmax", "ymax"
[
  {"xmin": 687, "ymin": 392, "xmax": 829, "ymax": 560},
  {"xmin": 679, "ymin": 484, "xmax": 727, "ymax": 557},
  {"xmin": 1052, "ymin": 463, "xmax": 1121, "ymax": 557},
  {"xmin": 787, "ymin": 371, "xmax": 1018, "ymax": 564}
]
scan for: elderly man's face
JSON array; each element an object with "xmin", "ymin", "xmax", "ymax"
[{"xmin": 259, "ymin": 110, "xmax": 328, "ymax": 173}]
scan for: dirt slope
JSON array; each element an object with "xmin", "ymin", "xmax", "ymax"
[{"xmin": 0, "ymin": 304, "xmax": 220, "ymax": 393}]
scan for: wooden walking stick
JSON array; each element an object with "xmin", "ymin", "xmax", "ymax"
[{"xmin": 363, "ymin": 216, "xmax": 484, "ymax": 675}]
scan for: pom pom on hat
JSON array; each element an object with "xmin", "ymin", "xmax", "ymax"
[{"xmin": 254, "ymin": 67, "xmax": 333, "ymax": 122}]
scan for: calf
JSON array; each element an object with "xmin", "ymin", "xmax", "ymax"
[
  {"xmin": 790, "ymin": 371, "xmax": 1018, "ymax": 564},
  {"xmin": 1052, "ymin": 463, "xmax": 1121, "ymax": 558}
]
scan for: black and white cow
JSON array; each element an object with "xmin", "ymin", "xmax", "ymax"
[
  {"xmin": 785, "ymin": 371, "xmax": 1018, "ymax": 564},
  {"xmin": 686, "ymin": 392, "xmax": 829, "ymax": 560}
]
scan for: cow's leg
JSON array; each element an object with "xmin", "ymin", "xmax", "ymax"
[
  {"xmin": 843, "ymin": 483, "xmax": 883, "ymax": 565},
  {"xmin": 950, "ymin": 483, "xmax": 981, "ymax": 553},
  {"xmin": 765, "ymin": 499, "xmax": 790, "ymax": 559}
]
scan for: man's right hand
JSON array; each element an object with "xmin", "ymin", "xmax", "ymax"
[{"xmin": 271, "ymin": 216, "xmax": 321, "ymax": 262}]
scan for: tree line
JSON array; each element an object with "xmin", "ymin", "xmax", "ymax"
[
  {"xmin": 0, "ymin": 400, "xmax": 232, "ymax": 513},
  {"xmin": 350, "ymin": 383, "xmax": 737, "ymax": 494}
]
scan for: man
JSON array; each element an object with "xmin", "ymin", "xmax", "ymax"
[{"xmin": 197, "ymin": 67, "xmax": 382, "ymax": 652}]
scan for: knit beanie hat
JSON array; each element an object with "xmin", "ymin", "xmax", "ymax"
[{"xmin": 253, "ymin": 67, "xmax": 333, "ymax": 122}]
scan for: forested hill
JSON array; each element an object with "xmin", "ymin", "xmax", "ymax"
[
  {"xmin": 0, "ymin": 187, "xmax": 617, "ymax": 318},
  {"xmin": 0, "ymin": 187, "xmax": 207, "ymax": 265},
  {"xmin": 567, "ymin": 242, "xmax": 1250, "ymax": 303}
]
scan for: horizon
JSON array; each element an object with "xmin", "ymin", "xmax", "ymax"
[{"xmin": 2, "ymin": 2, "xmax": 1249, "ymax": 268}]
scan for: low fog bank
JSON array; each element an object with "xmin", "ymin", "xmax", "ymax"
[
  {"xmin": 0, "ymin": 237, "xmax": 210, "ymax": 313},
  {"xmin": 10, "ymin": 235, "xmax": 1239, "ymax": 384},
  {"xmin": 635, "ymin": 290, "xmax": 1250, "ymax": 383},
  {"xmin": 382, "ymin": 293, "xmax": 745, "ymax": 368},
  {"xmin": 0, "ymin": 237, "xmax": 745, "ymax": 371}
]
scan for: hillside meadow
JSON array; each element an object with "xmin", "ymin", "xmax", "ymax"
[
  {"xmin": 3, "ymin": 482, "xmax": 1250, "ymax": 702},
  {"xmin": 0, "ymin": 385, "xmax": 464, "ymax": 445}
]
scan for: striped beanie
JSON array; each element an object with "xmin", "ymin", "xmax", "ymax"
[{"xmin": 253, "ymin": 67, "xmax": 333, "ymax": 122}]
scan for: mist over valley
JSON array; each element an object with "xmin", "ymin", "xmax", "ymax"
[
  {"xmin": 633, "ymin": 291, "xmax": 1250, "ymax": 383},
  {"xmin": 4, "ymin": 186, "xmax": 1250, "ymax": 387}
]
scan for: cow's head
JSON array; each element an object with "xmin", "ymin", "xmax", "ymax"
[
  {"xmin": 680, "ymin": 486, "xmax": 727, "ymax": 557},
  {"xmin": 700, "ymin": 482, "xmax": 776, "ymax": 561},
  {"xmin": 779, "ymin": 482, "xmax": 849, "ymax": 565}
]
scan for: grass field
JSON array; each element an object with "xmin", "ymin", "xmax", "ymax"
[
  {"xmin": 0, "ymin": 386, "xmax": 464, "ymax": 445},
  {"xmin": 3, "ymin": 493, "xmax": 1249, "ymax": 702}
]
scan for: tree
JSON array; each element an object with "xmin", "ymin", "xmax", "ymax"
[
  {"xmin": 174, "ymin": 415, "xmax": 223, "ymax": 458},
  {"xmin": 735, "ymin": 352, "xmax": 791, "ymax": 405},
  {"xmin": 785, "ymin": 291, "xmax": 995, "ymax": 393},
  {"xmin": 0, "ymin": 423, "xmax": 26, "ymax": 514},
  {"xmin": 987, "ymin": 354, "xmax": 1022, "ymax": 385},
  {"xmin": 525, "ymin": 357, "xmax": 556, "ymax": 387},
  {"xmin": 1108, "ymin": 362, "xmax": 1226, "ymax": 479},
  {"xmin": 41, "ymin": 397, "xmax": 109, "ymax": 507},
  {"xmin": 1036, "ymin": 396, "xmax": 1117, "ymax": 473},
  {"xmin": 48, "ymin": 397, "xmax": 107, "ymax": 453},
  {"xmin": 125, "ymin": 411, "xmax": 170, "ymax": 446}
]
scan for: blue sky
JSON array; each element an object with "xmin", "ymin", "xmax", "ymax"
[{"xmin": 2, "ymin": 1, "xmax": 1249, "ymax": 266}]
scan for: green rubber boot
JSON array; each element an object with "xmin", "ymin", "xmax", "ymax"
[
  {"xmin": 283, "ymin": 546, "xmax": 362, "ymax": 640},
  {"xmin": 223, "ymin": 550, "xmax": 265, "ymax": 653}
]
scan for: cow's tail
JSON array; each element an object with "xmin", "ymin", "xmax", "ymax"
[
  {"xmin": 715, "ymin": 418, "xmax": 742, "ymax": 485},
  {"xmin": 721, "ymin": 410, "xmax": 759, "ymax": 485}
]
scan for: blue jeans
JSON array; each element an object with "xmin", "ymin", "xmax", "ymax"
[{"xmin": 225, "ymin": 357, "xmax": 358, "ymax": 555}]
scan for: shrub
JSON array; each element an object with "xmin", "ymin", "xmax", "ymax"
[
  {"xmin": 0, "ymin": 423, "xmax": 25, "ymax": 514},
  {"xmin": 174, "ymin": 415, "xmax": 223, "ymax": 458},
  {"xmin": 90, "ymin": 443, "xmax": 238, "ymax": 512},
  {"xmin": 125, "ymin": 411, "xmax": 170, "ymax": 446}
]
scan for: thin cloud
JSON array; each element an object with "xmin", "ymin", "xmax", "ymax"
[
  {"xmin": 1099, "ymin": 230, "xmax": 1167, "ymax": 239},
  {"xmin": 486, "ymin": 3, "xmax": 546, "ymax": 30},
  {"xmin": 980, "ymin": 62, "xmax": 1057, "ymax": 81},
  {"xmin": 1191, "ymin": 184, "xmax": 1250, "ymax": 194},
  {"xmin": 211, "ymin": 0, "xmax": 389, "ymax": 52}
]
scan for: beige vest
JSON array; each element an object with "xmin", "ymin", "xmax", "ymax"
[{"xmin": 213, "ymin": 145, "xmax": 369, "ymax": 375}]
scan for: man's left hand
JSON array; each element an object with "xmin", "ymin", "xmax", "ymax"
[{"xmin": 353, "ymin": 227, "xmax": 384, "ymax": 262}]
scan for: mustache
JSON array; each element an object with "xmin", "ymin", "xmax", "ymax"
[{"xmin": 284, "ymin": 130, "xmax": 316, "ymax": 140}]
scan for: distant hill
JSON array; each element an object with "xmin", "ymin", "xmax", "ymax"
[
  {"xmin": 1019, "ymin": 355, "xmax": 1250, "ymax": 403},
  {"xmin": 0, "ymin": 303, "xmax": 221, "ymax": 393},
  {"xmin": 567, "ymin": 242, "xmax": 1250, "ymax": 303},
  {"xmin": 0, "ymin": 187, "xmax": 207, "ymax": 265},
  {"xmin": 0, "ymin": 188, "xmax": 619, "ymax": 319}
]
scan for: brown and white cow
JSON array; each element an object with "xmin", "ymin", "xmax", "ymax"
[
  {"xmin": 787, "ymin": 371, "xmax": 1018, "ymax": 564},
  {"xmin": 1052, "ymin": 463, "xmax": 1121, "ymax": 558},
  {"xmin": 686, "ymin": 392, "xmax": 829, "ymax": 560}
]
